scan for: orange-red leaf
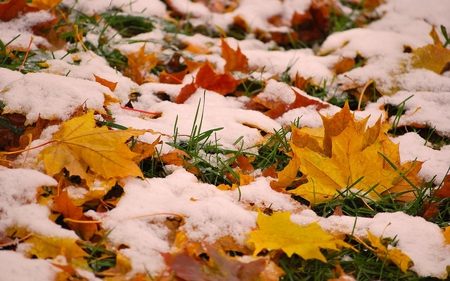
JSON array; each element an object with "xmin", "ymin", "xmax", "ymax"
[
  {"xmin": 53, "ymin": 190, "xmax": 98, "ymax": 239},
  {"xmin": 195, "ymin": 63, "xmax": 239, "ymax": 95},
  {"xmin": 221, "ymin": 38, "xmax": 249, "ymax": 73},
  {"xmin": 94, "ymin": 74, "xmax": 117, "ymax": 92},
  {"xmin": 175, "ymin": 80, "xmax": 198, "ymax": 104}
]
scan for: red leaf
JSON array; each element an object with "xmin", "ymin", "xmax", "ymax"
[
  {"xmin": 175, "ymin": 81, "xmax": 198, "ymax": 104},
  {"xmin": 0, "ymin": 0, "xmax": 39, "ymax": 21},
  {"xmin": 195, "ymin": 63, "xmax": 239, "ymax": 95}
]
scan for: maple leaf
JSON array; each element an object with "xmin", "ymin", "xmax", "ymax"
[
  {"xmin": 163, "ymin": 243, "xmax": 270, "ymax": 281},
  {"xmin": 196, "ymin": 62, "xmax": 240, "ymax": 95},
  {"xmin": 37, "ymin": 110, "xmax": 146, "ymax": 187},
  {"xmin": 0, "ymin": 0, "xmax": 39, "ymax": 21},
  {"xmin": 123, "ymin": 44, "xmax": 159, "ymax": 85},
  {"xmin": 365, "ymin": 231, "xmax": 413, "ymax": 273},
  {"xmin": 221, "ymin": 38, "xmax": 249, "ymax": 73},
  {"xmin": 53, "ymin": 190, "xmax": 98, "ymax": 240},
  {"xmin": 276, "ymin": 103, "xmax": 422, "ymax": 205},
  {"xmin": 25, "ymin": 234, "xmax": 87, "ymax": 263},
  {"xmin": 248, "ymin": 210, "xmax": 352, "ymax": 262}
]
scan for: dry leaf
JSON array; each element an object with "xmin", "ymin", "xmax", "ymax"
[
  {"xmin": 248, "ymin": 210, "xmax": 352, "ymax": 262},
  {"xmin": 37, "ymin": 110, "xmax": 146, "ymax": 187}
]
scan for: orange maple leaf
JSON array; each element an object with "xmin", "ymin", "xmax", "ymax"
[
  {"xmin": 248, "ymin": 210, "xmax": 352, "ymax": 262},
  {"xmin": 53, "ymin": 190, "xmax": 98, "ymax": 240},
  {"xmin": 37, "ymin": 110, "xmax": 148, "ymax": 187},
  {"xmin": 221, "ymin": 38, "xmax": 249, "ymax": 73},
  {"xmin": 196, "ymin": 62, "xmax": 240, "ymax": 95}
]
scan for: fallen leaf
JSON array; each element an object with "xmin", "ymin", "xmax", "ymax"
[
  {"xmin": 248, "ymin": 210, "xmax": 352, "ymax": 262},
  {"xmin": 174, "ymin": 80, "xmax": 198, "ymax": 104},
  {"xmin": 443, "ymin": 227, "xmax": 450, "ymax": 245},
  {"xmin": 163, "ymin": 243, "xmax": 268, "ymax": 281},
  {"xmin": 94, "ymin": 74, "xmax": 117, "ymax": 92},
  {"xmin": 334, "ymin": 57, "xmax": 356, "ymax": 74},
  {"xmin": 131, "ymin": 136, "xmax": 161, "ymax": 163},
  {"xmin": 411, "ymin": 43, "xmax": 450, "ymax": 74},
  {"xmin": 196, "ymin": 62, "xmax": 240, "ymax": 95},
  {"xmin": 53, "ymin": 190, "xmax": 98, "ymax": 240},
  {"xmin": 366, "ymin": 230, "xmax": 413, "ymax": 273},
  {"xmin": 123, "ymin": 44, "xmax": 159, "ymax": 85},
  {"xmin": 0, "ymin": 0, "xmax": 39, "ymax": 21},
  {"xmin": 284, "ymin": 103, "xmax": 422, "ymax": 204},
  {"xmin": 434, "ymin": 175, "xmax": 450, "ymax": 198},
  {"xmin": 27, "ymin": 0, "xmax": 62, "ymax": 10},
  {"xmin": 37, "ymin": 110, "xmax": 146, "ymax": 187},
  {"xmin": 159, "ymin": 69, "xmax": 187, "ymax": 84},
  {"xmin": 25, "ymin": 234, "xmax": 87, "ymax": 263},
  {"xmin": 221, "ymin": 38, "xmax": 249, "ymax": 73}
]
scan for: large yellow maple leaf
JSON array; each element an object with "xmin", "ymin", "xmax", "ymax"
[
  {"xmin": 276, "ymin": 103, "xmax": 422, "ymax": 205},
  {"xmin": 38, "ymin": 110, "xmax": 147, "ymax": 187},
  {"xmin": 248, "ymin": 211, "xmax": 352, "ymax": 262}
]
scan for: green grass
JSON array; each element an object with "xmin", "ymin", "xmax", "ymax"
[{"xmin": 2, "ymin": 2, "xmax": 450, "ymax": 280}]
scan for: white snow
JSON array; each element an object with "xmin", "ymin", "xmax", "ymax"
[{"xmin": 1, "ymin": 0, "xmax": 450, "ymax": 279}]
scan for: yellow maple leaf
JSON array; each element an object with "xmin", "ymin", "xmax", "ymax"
[
  {"xmin": 25, "ymin": 234, "xmax": 87, "ymax": 264},
  {"xmin": 248, "ymin": 211, "xmax": 353, "ymax": 262},
  {"xmin": 278, "ymin": 103, "xmax": 422, "ymax": 205},
  {"xmin": 366, "ymin": 231, "xmax": 413, "ymax": 273},
  {"xmin": 37, "ymin": 110, "xmax": 146, "ymax": 187}
]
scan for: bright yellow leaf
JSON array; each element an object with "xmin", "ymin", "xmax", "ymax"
[
  {"xmin": 366, "ymin": 231, "xmax": 413, "ymax": 273},
  {"xmin": 37, "ymin": 110, "xmax": 147, "ymax": 187},
  {"xmin": 248, "ymin": 211, "xmax": 353, "ymax": 262}
]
